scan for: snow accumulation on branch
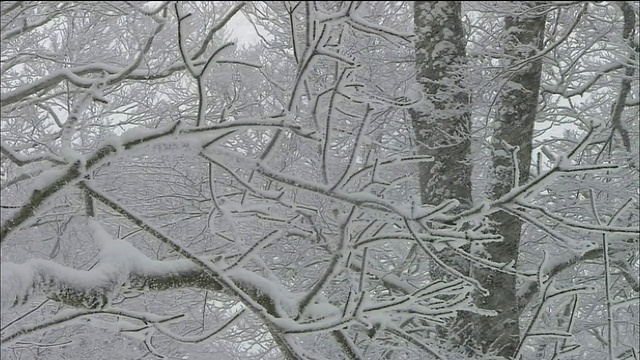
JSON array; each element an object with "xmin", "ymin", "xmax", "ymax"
[
  {"xmin": 1, "ymin": 218, "xmax": 297, "ymax": 345},
  {"xmin": 0, "ymin": 54, "xmax": 262, "ymax": 110},
  {"xmin": 0, "ymin": 118, "xmax": 319, "ymax": 244},
  {"xmin": 0, "ymin": 219, "xmax": 223, "ymax": 312},
  {"xmin": 1, "ymin": 307, "xmax": 185, "ymax": 347},
  {"xmin": 0, "ymin": 216, "xmax": 489, "ymax": 348},
  {"xmin": 2, "ymin": 2, "xmax": 638, "ymax": 358}
]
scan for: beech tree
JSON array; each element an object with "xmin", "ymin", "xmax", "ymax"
[
  {"xmin": 471, "ymin": 3, "xmax": 547, "ymax": 358},
  {"xmin": 1, "ymin": 2, "xmax": 638, "ymax": 360}
]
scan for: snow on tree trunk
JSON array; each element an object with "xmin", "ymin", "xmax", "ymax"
[
  {"xmin": 411, "ymin": 0, "xmax": 475, "ymax": 352},
  {"xmin": 411, "ymin": 1, "xmax": 472, "ymax": 210},
  {"xmin": 470, "ymin": 3, "xmax": 547, "ymax": 358}
]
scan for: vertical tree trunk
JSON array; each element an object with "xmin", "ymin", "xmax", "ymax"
[
  {"xmin": 411, "ymin": 1, "xmax": 474, "ymax": 353},
  {"xmin": 471, "ymin": 3, "xmax": 547, "ymax": 358},
  {"xmin": 411, "ymin": 1, "xmax": 472, "ymax": 210}
]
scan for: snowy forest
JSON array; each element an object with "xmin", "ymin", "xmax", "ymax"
[{"xmin": 1, "ymin": 1, "xmax": 638, "ymax": 359}]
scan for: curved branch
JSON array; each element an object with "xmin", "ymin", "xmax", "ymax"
[
  {"xmin": 1, "ymin": 59, "xmax": 207, "ymax": 108},
  {"xmin": 0, "ymin": 141, "xmax": 65, "ymax": 166},
  {"xmin": 1, "ymin": 308, "xmax": 183, "ymax": 347},
  {"xmin": 0, "ymin": 118, "xmax": 318, "ymax": 243}
]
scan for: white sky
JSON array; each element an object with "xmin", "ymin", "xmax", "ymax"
[{"xmin": 227, "ymin": 13, "xmax": 261, "ymax": 47}]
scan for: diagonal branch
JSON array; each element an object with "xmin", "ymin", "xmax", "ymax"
[
  {"xmin": 0, "ymin": 161, "xmax": 82, "ymax": 243},
  {"xmin": 0, "ymin": 119, "xmax": 319, "ymax": 243},
  {"xmin": 1, "ymin": 308, "xmax": 183, "ymax": 347},
  {"xmin": 0, "ymin": 141, "xmax": 65, "ymax": 166}
]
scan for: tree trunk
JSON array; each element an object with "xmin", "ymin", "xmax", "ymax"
[
  {"xmin": 470, "ymin": 3, "xmax": 547, "ymax": 358},
  {"xmin": 411, "ymin": 0, "xmax": 474, "ymax": 353},
  {"xmin": 411, "ymin": 1, "xmax": 472, "ymax": 211}
]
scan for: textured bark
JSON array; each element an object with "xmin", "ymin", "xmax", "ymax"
[
  {"xmin": 411, "ymin": 1, "xmax": 474, "ymax": 353},
  {"xmin": 411, "ymin": 1, "xmax": 472, "ymax": 210},
  {"xmin": 470, "ymin": 3, "xmax": 547, "ymax": 359},
  {"xmin": 610, "ymin": 2, "xmax": 637, "ymax": 152}
]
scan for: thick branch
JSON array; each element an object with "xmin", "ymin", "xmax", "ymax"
[
  {"xmin": 0, "ymin": 255, "xmax": 223, "ymax": 311},
  {"xmin": 0, "ymin": 161, "xmax": 81, "ymax": 242}
]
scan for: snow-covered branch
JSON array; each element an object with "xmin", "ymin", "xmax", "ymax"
[
  {"xmin": 0, "ymin": 118, "xmax": 319, "ymax": 243},
  {"xmin": 2, "ymin": 1, "xmax": 637, "ymax": 358},
  {"xmin": 0, "ymin": 221, "xmax": 224, "ymax": 312}
]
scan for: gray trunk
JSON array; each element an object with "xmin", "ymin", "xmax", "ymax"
[
  {"xmin": 411, "ymin": 0, "xmax": 474, "ymax": 352},
  {"xmin": 411, "ymin": 1, "xmax": 472, "ymax": 210},
  {"xmin": 470, "ymin": 3, "xmax": 547, "ymax": 358}
]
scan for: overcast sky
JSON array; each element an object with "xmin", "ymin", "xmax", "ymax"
[{"xmin": 227, "ymin": 13, "xmax": 261, "ymax": 47}]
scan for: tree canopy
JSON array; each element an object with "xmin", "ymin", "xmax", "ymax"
[{"xmin": 1, "ymin": 2, "xmax": 638, "ymax": 359}]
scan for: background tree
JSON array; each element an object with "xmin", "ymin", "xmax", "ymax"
[
  {"xmin": 470, "ymin": 2, "xmax": 546, "ymax": 358},
  {"xmin": 462, "ymin": 2, "xmax": 639, "ymax": 359}
]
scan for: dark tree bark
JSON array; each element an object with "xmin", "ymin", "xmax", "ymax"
[
  {"xmin": 470, "ymin": 3, "xmax": 547, "ymax": 358},
  {"xmin": 411, "ymin": 1, "xmax": 472, "ymax": 210},
  {"xmin": 411, "ymin": 0, "xmax": 475, "ymax": 354},
  {"xmin": 412, "ymin": 2, "xmax": 547, "ymax": 358}
]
